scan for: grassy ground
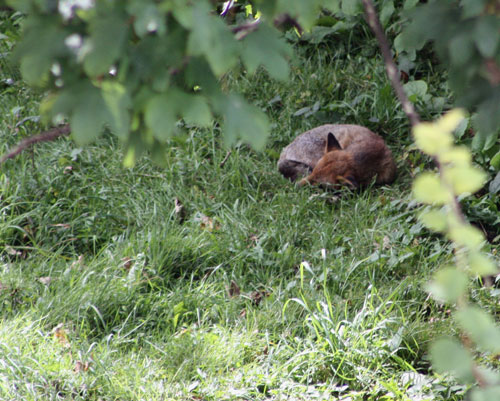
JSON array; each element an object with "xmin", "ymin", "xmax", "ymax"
[{"xmin": 1, "ymin": 16, "xmax": 498, "ymax": 401}]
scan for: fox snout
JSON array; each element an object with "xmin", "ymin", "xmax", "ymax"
[{"xmin": 299, "ymin": 173, "xmax": 358, "ymax": 189}]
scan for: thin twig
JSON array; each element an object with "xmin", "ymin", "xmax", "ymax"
[
  {"xmin": 0, "ymin": 124, "xmax": 71, "ymax": 165},
  {"xmin": 362, "ymin": 0, "xmax": 420, "ymax": 127},
  {"xmin": 232, "ymin": 14, "xmax": 303, "ymax": 40},
  {"xmin": 273, "ymin": 14, "xmax": 303, "ymax": 35},
  {"xmin": 232, "ymin": 19, "xmax": 261, "ymax": 40}
]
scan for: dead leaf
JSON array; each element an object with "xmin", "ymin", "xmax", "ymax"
[
  {"xmin": 70, "ymin": 255, "xmax": 84, "ymax": 269},
  {"xmin": 239, "ymin": 309, "xmax": 246, "ymax": 318},
  {"xmin": 50, "ymin": 223, "xmax": 71, "ymax": 229},
  {"xmin": 52, "ymin": 323, "xmax": 70, "ymax": 348},
  {"xmin": 5, "ymin": 246, "xmax": 21, "ymax": 256},
  {"xmin": 199, "ymin": 214, "xmax": 220, "ymax": 231},
  {"xmin": 247, "ymin": 234, "xmax": 259, "ymax": 248},
  {"xmin": 121, "ymin": 257, "xmax": 133, "ymax": 271},
  {"xmin": 73, "ymin": 361, "xmax": 90, "ymax": 373},
  {"xmin": 22, "ymin": 223, "xmax": 35, "ymax": 237},
  {"xmin": 219, "ymin": 150, "xmax": 232, "ymax": 168},
  {"xmin": 38, "ymin": 276, "xmax": 52, "ymax": 285},
  {"xmin": 228, "ymin": 280, "xmax": 240, "ymax": 298},
  {"xmin": 250, "ymin": 290, "xmax": 270, "ymax": 306},
  {"xmin": 63, "ymin": 166, "xmax": 73, "ymax": 174},
  {"xmin": 383, "ymin": 236, "xmax": 391, "ymax": 249},
  {"xmin": 174, "ymin": 198, "xmax": 186, "ymax": 223}
]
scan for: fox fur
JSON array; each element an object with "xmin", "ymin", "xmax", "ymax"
[{"xmin": 278, "ymin": 124, "xmax": 396, "ymax": 188}]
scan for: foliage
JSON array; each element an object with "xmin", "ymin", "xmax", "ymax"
[
  {"xmin": 396, "ymin": 0, "xmax": 500, "ymax": 189},
  {"xmin": 413, "ymin": 109, "xmax": 500, "ymax": 399},
  {"xmin": 6, "ymin": 0, "xmax": 297, "ymax": 164},
  {"xmin": 5, "ymin": 1, "xmax": 499, "ymax": 167}
]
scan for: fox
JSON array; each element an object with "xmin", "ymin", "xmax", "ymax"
[{"xmin": 278, "ymin": 124, "xmax": 396, "ymax": 188}]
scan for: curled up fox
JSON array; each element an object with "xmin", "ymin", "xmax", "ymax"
[{"xmin": 278, "ymin": 124, "xmax": 396, "ymax": 188}]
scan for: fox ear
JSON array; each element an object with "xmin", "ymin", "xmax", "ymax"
[{"xmin": 325, "ymin": 132, "xmax": 342, "ymax": 153}]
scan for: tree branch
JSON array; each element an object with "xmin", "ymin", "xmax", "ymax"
[
  {"xmin": 0, "ymin": 124, "xmax": 71, "ymax": 165},
  {"xmin": 362, "ymin": 0, "xmax": 492, "ymax": 389},
  {"xmin": 361, "ymin": 0, "xmax": 420, "ymax": 127}
]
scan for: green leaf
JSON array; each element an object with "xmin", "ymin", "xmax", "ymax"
[
  {"xmin": 101, "ymin": 82, "xmax": 131, "ymax": 140},
  {"xmin": 14, "ymin": 17, "xmax": 66, "ymax": 85},
  {"xmin": 426, "ymin": 267, "xmax": 468, "ymax": 303},
  {"xmin": 50, "ymin": 82, "xmax": 116, "ymax": 145},
  {"xmin": 173, "ymin": 301, "xmax": 185, "ymax": 315},
  {"xmin": 70, "ymin": 86, "xmax": 110, "ymax": 145},
  {"xmin": 449, "ymin": 224, "xmax": 485, "ymax": 249},
  {"xmin": 187, "ymin": 2, "xmax": 238, "ymax": 77},
  {"xmin": 403, "ymin": 80, "xmax": 428, "ymax": 100},
  {"xmin": 341, "ymin": 0, "xmax": 363, "ymax": 16},
  {"xmin": 413, "ymin": 122, "xmax": 453, "ymax": 155},
  {"xmin": 455, "ymin": 306, "xmax": 500, "ymax": 353},
  {"xmin": 475, "ymin": 94, "xmax": 500, "ymax": 140},
  {"xmin": 380, "ymin": 0, "xmax": 395, "ymax": 27},
  {"xmin": 182, "ymin": 95, "xmax": 213, "ymax": 127},
  {"xmin": 453, "ymin": 117, "xmax": 469, "ymax": 140},
  {"xmin": 438, "ymin": 109, "xmax": 468, "ymax": 133},
  {"xmin": 430, "ymin": 338, "xmax": 475, "ymax": 383},
  {"xmin": 219, "ymin": 94, "xmax": 270, "ymax": 150},
  {"xmin": 444, "ymin": 165, "xmax": 486, "ymax": 195},
  {"xmin": 440, "ymin": 147, "xmax": 471, "ymax": 166},
  {"xmin": 413, "ymin": 173, "xmax": 451, "ymax": 205},
  {"xmin": 394, "ymin": 33, "xmax": 405, "ymax": 54},
  {"xmin": 460, "ymin": 0, "xmax": 488, "ymax": 18},
  {"xmin": 470, "ymin": 386, "xmax": 500, "ymax": 401},
  {"xmin": 468, "ymin": 252, "xmax": 498, "ymax": 276},
  {"xmin": 241, "ymin": 24, "xmax": 291, "ymax": 81},
  {"xmin": 6, "ymin": 0, "xmax": 33, "ymax": 12},
  {"xmin": 403, "ymin": 0, "xmax": 419, "ymax": 10},
  {"xmin": 490, "ymin": 172, "xmax": 500, "ymax": 194},
  {"xmin": 276, "ymin": 0, "xmax": 326, "ymax": 29},
  {"xmin": 144, "ymin": 93, "xmax": 177, "ymax": 141},
  {"xmin": 185, "ymin": 57, "xmax": 220, "ymax": 95},
  {"xmin": 83, "ymin": 13, "xmax": 128, "ymax": 76},
  {"xmin": 304, "ymin": 25, "xmax": 350, "ymax": 44},
  {"xmin": 449, "ymin": 33, "xmax": 475, "ymax": 67},
  {"xmin": 145, "ymin": 90, "xmax": 213, "ymax": 140},
  {"xmin": 474, "ymin": 16, "xmax": 500, "ymax": 58},
  {"xmin": 490, "ymin": 151, "xmax": 500, "ymax": 171},
  {"xmin": 419, "ymin": 209, "xmax": 447, "ymax": 232},
  {"xmin": 128, "ymin": 2, "xmax": 166, "ymax": 38}
]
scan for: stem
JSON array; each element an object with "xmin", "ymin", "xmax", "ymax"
[
  {"xmin": 362, "ymin": 0, "xmax": 489, "ymax": 388},
  {"xmin": 361, "ymin": 0, "xmax": 420, "ymax": 127},
  {"xmin": 0, "ymin": 124, "xmax": 71, "ymax": 165}
]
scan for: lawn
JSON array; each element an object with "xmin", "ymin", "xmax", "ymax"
[{"xmin": 1, "ymin": 14, "xmax": 498, "ymax": 401}]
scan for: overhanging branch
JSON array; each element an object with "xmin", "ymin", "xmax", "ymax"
[
  {"xmin": 362, "ymin": 0, "xmax": 420, "ymax": 127},
  {"xmin": 0, "ymin": 124, "xmax": 71, "ymax": 165}
]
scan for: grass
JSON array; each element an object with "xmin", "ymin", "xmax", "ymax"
[{"xmin": 1, "ymin": 14, "xmax": 498, "ymax": 401}]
